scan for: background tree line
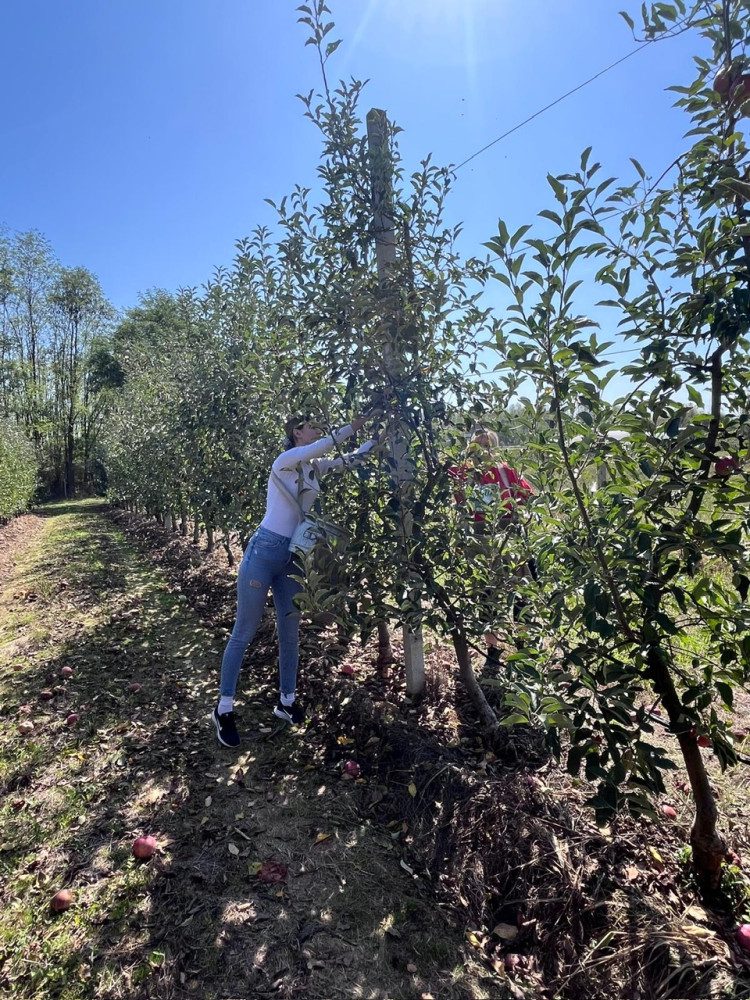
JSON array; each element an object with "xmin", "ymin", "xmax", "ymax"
[{"xmin": 0, "ymin": 229, "xmax": 119, "ymax": 517}]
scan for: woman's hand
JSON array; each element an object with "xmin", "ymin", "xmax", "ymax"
[{"xmin": 351, "ymin": 406, "xmax": 384, "ymax": 433}]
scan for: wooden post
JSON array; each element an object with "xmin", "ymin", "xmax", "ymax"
[{"xmin": 366, "ymin": 107, "xmax": 425, "ymax": 698}]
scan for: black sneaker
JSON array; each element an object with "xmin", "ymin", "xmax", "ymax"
[
  {"xmin": 273, "ymin": 700, "xmax": 305, "ymax": 725},
  {"xmin": 213, "ymin": 707, "xmax": 240, "ymax": 748}
]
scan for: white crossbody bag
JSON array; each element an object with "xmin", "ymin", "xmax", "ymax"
[{"xmin": 271, "ymin": 470, "xmax": 347, "ymax": 557}]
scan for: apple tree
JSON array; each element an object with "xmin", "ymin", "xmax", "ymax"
[{"xmin": 483, "ymin": 0, "xmax": 750, "ymax": 887}]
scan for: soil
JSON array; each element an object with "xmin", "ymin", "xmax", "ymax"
[{"xmin": 1, "ymin": 500, "xmax": 749, "ymax": 1000}]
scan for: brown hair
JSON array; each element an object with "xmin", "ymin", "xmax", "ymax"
[{"xmin": 284, "ymin": 415, "xmax": 309, "ymax": 450}]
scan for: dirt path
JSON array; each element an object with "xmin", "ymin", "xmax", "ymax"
[{"xmin": 0, "ymin": 501, "xmax": 490, "ymax": 1000}]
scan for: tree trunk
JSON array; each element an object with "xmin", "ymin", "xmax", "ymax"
[
  {"xmin": 680, "ymin": 731, "xmax": 726, "ymax": 890},
  {"xmin": 452, "ymin": 629, "xmax": 499, "ymax": 732},
  {"xmin": 648, "ymin": 647, "xmax": 726, "ymax": 889},
  {"xmin": 164, "ymin": 511, "xmax": 173, "ymax": 532},
  {"xmin": 180, "ymin": 509, "xmax": 188, "ymax": 537},
  {"xmin": 206, "ymin": 524, "xmax": 215, "ymax": 553},
  {"xmin": 193, "ymin": 515, "xmax": 201, "ymax": 545},
  {"xmin": 65, "ymin": 424, "xmax": 75, "ymax": 498},
  {"xmin": 224, "ymin": 536, "xmax": 235, "ymax": 567},
  {"xmin": 376, "ymin": 620, "xmax": 394, "ymax": 676}
]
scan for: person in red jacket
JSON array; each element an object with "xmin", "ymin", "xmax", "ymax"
[
  {"xmin": 448, "ymin": 428, "xmax": 536, "ymax": 664},
  {"xmin": 448, "ymin": 428, "xmax": 533, "ymax": 523}
]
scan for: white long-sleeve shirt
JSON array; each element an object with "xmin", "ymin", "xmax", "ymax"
[{"xmin": 259, "ymin": 424, "xmax": 375, "ymax": 537}]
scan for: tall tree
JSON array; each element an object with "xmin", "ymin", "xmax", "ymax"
[{"xmin": 49, "ymin": 267, "xmax": 111, "ymax": 496}]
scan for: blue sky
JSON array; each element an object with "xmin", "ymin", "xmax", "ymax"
[{"xmin": 2, "ymin": 0, "xmax": 700, "ymax": 337}]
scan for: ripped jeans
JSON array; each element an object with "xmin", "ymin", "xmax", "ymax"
[{"xmin": 219, "ymin": 527, "xmax": 302, "ymax": 699}]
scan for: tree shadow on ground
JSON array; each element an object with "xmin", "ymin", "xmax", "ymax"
[
  {"xmin": 102, "ymin": 503, "xmax": 750, "ymax": 1000},
  {"xmin": 0, "ymin": 501, "xmax": 495, "ymax": 1000}
]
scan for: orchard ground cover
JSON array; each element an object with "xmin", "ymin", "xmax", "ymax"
[
  {"xmin": 2, "ymin": 499, "xmax": 749, "ymax": 1000},
  {"xmin": 0, "ymin": 501, "xmax": 490, "ymax": 1000}
]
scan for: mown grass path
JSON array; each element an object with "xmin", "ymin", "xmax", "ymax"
[{"xmin": 0, "ymin": 501, "xmax": 488, "ymax": 1000}]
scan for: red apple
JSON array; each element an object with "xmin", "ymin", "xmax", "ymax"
[
  {"xmin": 713, "ymin": 65, "xmax": 734, "ymax": 97},
  {"xmin": 60, "ymin": 666, "xmax": 74, "ymax": 678},
  {"xmin": 715, "ymin": 456, "xmax": 741, "ymax": 477},
  {"xmin": 343, "ymin": 760, "xmax": 361, "ymax": 779},
  {"xmin": 737, "ymin": 924, "xmax": 750, "ymax": 953},
  {"xmin": 132, "ymin": 835, "xmax": 158, "ymax": 860},
  {"xmin": 661, "ymin": 804, "xmax": 678, "ymax": 820},
  {"xmin": 39, "ymin": 689, "xmax": 54, "ymax": 701},
  {"xmin": 697, "ymin": 735, "xmax": 711, "ymax": 748},
  {"xmin": 65, "ymin": 713, "xmax": 80, "ymax": 727},
  {"xmin": 18, "ymin": 720, "xmax": 35, "ymax": 736},
  {"xmin": 11, "ymin": 799, "xmax": 25, "ymax": 812},
  {"xmin": 340, "ymin": 665, "xmax": 355, "ymax": 677},
  {"xmin": 730, "ymin": 74, "xmax": 750, "ymax": 107},
  {"xmin": 50, "ymin": 889, "xmax": 73, "ymax": 912},
  {"xmin": 258, "ymin": 859, "xmax": 288, "ymax": 884},
  {"xmin": 127, "ymin": 682, "xmax": 143, "ymax": 694},
  {"xmin": 18, "ymin": 703, "xmax": 33, "ymax": 715}
]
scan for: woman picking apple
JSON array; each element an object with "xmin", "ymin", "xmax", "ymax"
[{"xmin": 213, "ymin": 410, "xmax": 382, "ymax": 748}]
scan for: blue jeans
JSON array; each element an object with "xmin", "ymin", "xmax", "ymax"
[{"xmin": 219, "ymin": 527, "xmax": 302, "ymax": 699}]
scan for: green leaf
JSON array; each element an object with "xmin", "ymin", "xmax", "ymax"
[{"xmin": 716, "ymin": 682, "xmax": 733, "ymax": 708}]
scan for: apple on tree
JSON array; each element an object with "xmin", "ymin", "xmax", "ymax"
[{"xmin": 715, "ymin": 455, "xmax": 741, "ymax": 477}]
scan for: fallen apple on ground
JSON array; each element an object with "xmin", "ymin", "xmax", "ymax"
[
  {"xmin": 737, "ymin": 924, "xmax": 750, "ymax": 953},
  {"xmin": 342, "ymin": 760, "xmax": 361, "ymax": 778},
  {"xmin": 661, "ymin": 804, "xmax": 678, "ymax": 820},
  {"xmin": 257, "ymin": 859, "xmax": 288, "ymax": 884},
  {"xmin": 60, "ymin": 666, "xmax": 74, "ymax": 678},
  {"xmin": 65, "ymin": 713, "xmax": 80, "ymax": 726},
  {"xmin": 50, "ymin": 889, "xmax": 74, "ymax": 912},
  {"xmin": 132, "ymin": 835, "xmax": 158, "ymax": 860},
  {"xmin": 18, "ymin": 720, "xmax": 35, "ymax": 736},
  {"xmin": 697, "ymin": 735, "xmax": 711, "ymax": 748}
]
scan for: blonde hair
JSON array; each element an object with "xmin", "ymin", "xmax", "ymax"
[{"xmin": 472, "ymin": 428, "xmax": 499, "ymax": 449}]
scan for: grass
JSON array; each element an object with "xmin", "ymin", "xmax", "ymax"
[{"xmin": 0, "ymin": 500, "xmax": 492, "ymax": 1000}]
